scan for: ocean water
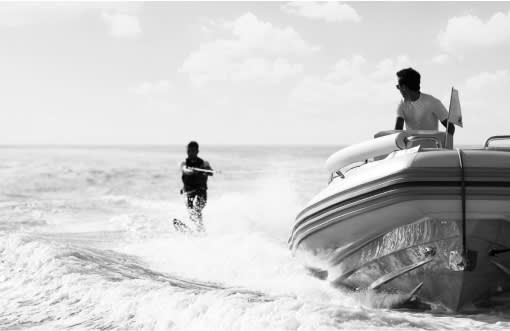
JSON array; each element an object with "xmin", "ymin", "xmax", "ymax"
[{"xmin": 1, "ymin": 145, "xmax": 510, "ymax": 330}]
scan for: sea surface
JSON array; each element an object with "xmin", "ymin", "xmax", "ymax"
[{"xmin": 1, "ymin": 145, "xmax": 510, "ymax": 330}]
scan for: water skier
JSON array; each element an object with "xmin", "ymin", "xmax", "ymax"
[{"xmin": 179, "ymin": 141, "xmax": 213, "ymax": 232}]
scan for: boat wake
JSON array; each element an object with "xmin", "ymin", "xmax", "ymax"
[
  {"xmin": 3, "ymin": 229, "xmax": 510, "ymax": 330},
  {"xmin": 0, "ymin": 232, "xmax": 298, "ymax": 330}
]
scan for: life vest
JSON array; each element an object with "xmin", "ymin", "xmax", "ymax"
[{"xmin": 182, "ymin": 157, "xmax": 208, "ymax": 192}]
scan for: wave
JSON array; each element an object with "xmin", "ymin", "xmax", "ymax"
[
  {"xmin": 0, "ymin": 233, "xmax": 341, "ymax": 330},
  {"xmin": 3, "ymin": 231, "xmax": 510, "ymax": 330}
]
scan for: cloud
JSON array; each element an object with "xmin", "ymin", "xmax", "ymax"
[
  {"xmin": 0, "ymin": 2, "xmax": 142, "ymax": 38},
  {"xmin": 132, "ymin": 80, "xmax": 173, "ymax": 97},
  {"xmin": 222, "ymin": 12, "xmax": 318, "ymax": 55},
  {"xmin": 454, "ymin": 69, "xmax": 510, "ymax": 143},
  {"xmin": 432, "ymin": 54, "xmax": 449, "ymax": 64},
  {"xmin": 281, "ymin": 2, "xmax": 361, "ymax": 23},
  {"xmin": 101, "ymin": 11, "xmax": 141, "ymax": 38},
  {"xmin": 180, "ymin": 12, "xmax": 318, "ymax": 86},
  {"xmin": 131, "ymin": 80, "xmax": 178, "ymax": 112},
  {"xmin": 371, "ymin": 55, "xmax": 411, "ymax": 80},
  {"xmin": 286, "ymin": 55, "xmax": 415, "ymax": 142},
  {"xmin": 0, "ymin": 2, "xmax": 87, "ymax": 27},
  {"xmin": 438, "ymin": 10, "xmax": 510, "ymax": 51},
  {"xmin": 289, "ymin": 55, "xmax": 412, "ymax": 110},
  {"xmin": 460, "ymin": 69, "xmax": 510, "ymax": 116},
  {"xmin": 325, "ymin": 55, "xmax": 366, "ymax": 81},
  {"xmin": 465, "ymin": 69, "xmax": 510, "ymax": 90},
  {"xmin": 230, "ymin": 57, "xmax": 303, "ymax": 82}
]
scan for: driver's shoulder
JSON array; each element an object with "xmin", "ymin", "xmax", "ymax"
[{"xmin": 419, "ymin": 92, "xmax": 438, "ymax": 102}]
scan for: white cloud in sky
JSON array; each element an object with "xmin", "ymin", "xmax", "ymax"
[
  {"xmin": 465, "ymin": 69, "xmax": 510, "ymax": 90},
  {"xmin": 132, "ymin": 80, "xmax": 173, "ymax": 97},
  {"xmin": 231, "ymin": 57, "xmax": 303, "ymax": 82},
  {"xmin": 290, "ymin": 55, "xmax": 412, "ymax": 110},
  {"xmin": 131, "ymin": 80, "xmax": 177, "ymax": 113},
  {"xmin": 439, "ymin": 10, "xmax": 510, "ymax": 51},
  {"xmin": 0, "ymin": 2, "xmax": 86, "ymax": 27},
  {"xmin": 432, "ymin": 54, "xmax": 449, "ymax": 64},
  {"xmin": 455, "ymin": 69, "xmax": 510, "ymax": 141},
  {"xmin": 281, "ymin": 2, "xmax": 361, "ymax": 23},
  {"xmin": 222, "ymin": 12, "xmax": 318, "ymax": 55},
  {"xmin": 325, "ymin": 55, "xmax": 366, "ymax": 81},
  {"xmin": 0, "ymin": 2, "xmax": 142, "ymax": 37},
  {"xmin": 287, "ymin": 55, "xmax": 414, "ymax": 142},
  {"xmin": 371, "ymin": 55, "xmax": 411, "ymax": 80},
  {"xmin": 101, "ymin": 11, "xmax": 141, "ymax": 38},
  {"xmin": 180, "ymin": 12, "xmax": 318, "ymax": 86},
  {"xmin": 200, "ymin": 25, "xmax": 213, "ymax": 35}
]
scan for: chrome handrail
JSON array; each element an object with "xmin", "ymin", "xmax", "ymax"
[
  {"xmin": 405, "ymin": 136, "xmax": 442, "ymax": 148},
  {"xmin": 328, "ymin": 160, "xmax": 370, "ymax": 183},
  {"xmin": 484, "ymin": 135, "xmax": 510, "ymax": 148},
  {"xmin": 327, "ymin": 131, "xmax": 445, "ymax": 183}
]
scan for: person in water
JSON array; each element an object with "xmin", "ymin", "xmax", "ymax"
[
  {"xmin": 180, "ymin": 141, "xmax": 213, "ymax": 232},
  {"xmin": 394, "ymin": 68, "xmax": 455, "ymax": 138}
]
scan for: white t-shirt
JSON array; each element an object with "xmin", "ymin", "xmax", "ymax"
[{"xmin": 396, "ymin": 93, "xmax": 448, "ymax": 130}]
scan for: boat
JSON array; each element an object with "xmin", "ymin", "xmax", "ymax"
[{"xmin": 289, "ymin": 130, "xmax": 510, "ymax": 312}]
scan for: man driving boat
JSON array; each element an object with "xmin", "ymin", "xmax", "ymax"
[{"xmin": 394, "ymin": 68, "xmax": 455, "ymax": 138}]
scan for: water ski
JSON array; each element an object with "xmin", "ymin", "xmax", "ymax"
[{"xmin": 172, "ymin": 218, "xmax": 192, "ymax": 233}]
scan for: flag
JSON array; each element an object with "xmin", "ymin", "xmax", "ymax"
[{"xmin": 448, "ymin": 87, "xmax": 463, "ymax": 127}]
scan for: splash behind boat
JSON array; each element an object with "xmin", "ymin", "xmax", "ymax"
[{"xmin": 289, "ymin": 131, "xmax": 510, "ymax": 312}]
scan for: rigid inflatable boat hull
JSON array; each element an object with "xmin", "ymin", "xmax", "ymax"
[{"xmin": 290, "ymin": 150, "xmax": 510, "ymax": 312}]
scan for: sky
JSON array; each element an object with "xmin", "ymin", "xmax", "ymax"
[{"xmin": 1, "ymin": 1, "xmax": 510, "ymax": 145}]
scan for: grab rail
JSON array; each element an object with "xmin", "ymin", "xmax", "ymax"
[
  {"xmin": 484, "ymin": 135, "xmax": 510, "ymax": 148},
  {"xmin": 328, "ymin": 161, "xmax": 368, "ymax": 183},
  {"xmin": 326, "ymin": 131, "xmax": 447, "ymax": 183},
  {"xmin": 405, "ymin": 136, "xmax": 442, "ymax": 148},
  {"xmin": 375, "ymin": 130, "xmax": 446, "ymax": 149}
]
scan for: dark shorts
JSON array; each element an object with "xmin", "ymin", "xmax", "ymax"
[{"xmin": 185, "ymin": 189, "xmax": 207, "ymax": 210}]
